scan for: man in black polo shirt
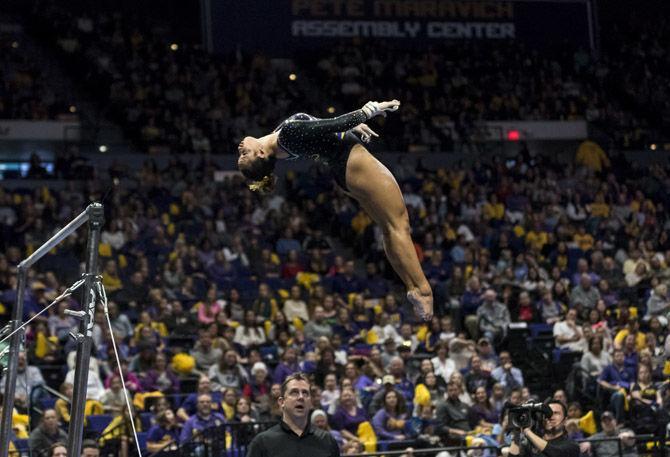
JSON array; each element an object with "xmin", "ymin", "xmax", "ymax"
[
  {"xmin": 436, "ymin": 380, "xmax": 473, "ymax": 443},
  {"xmin": 246, "ymin": 372, "xmax": 340, "ymax": 457},
  {"xmin": 508, "ymin": 400, "xmax": 579, "ymax": 457}
]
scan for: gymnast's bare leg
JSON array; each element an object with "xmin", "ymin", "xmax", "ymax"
[{"xmin": 345, "ymin": 144, "xmax": 433, "ymax": 321}]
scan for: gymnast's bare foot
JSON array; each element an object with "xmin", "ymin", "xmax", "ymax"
[{"xmin": 407, "ymin": 288, "xmax": 433, "ymax": 321}]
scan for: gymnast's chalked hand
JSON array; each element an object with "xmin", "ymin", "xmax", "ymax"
[
  {"xmin": 378, "ymin": 99, "xmax": 400, "ymax": 112},
  {"xmin": 353, "ymin": 123, "xmax": 379, "ymax": 143},
  {"xmin": 361, "ymin": 99, "xmax": 401, "ymax": 119}
]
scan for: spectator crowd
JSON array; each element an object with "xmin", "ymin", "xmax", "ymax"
[{"xmin": 0, "ymin": 137, "xmax": 669, "ymax": 456}]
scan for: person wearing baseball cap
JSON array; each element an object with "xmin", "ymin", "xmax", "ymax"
[
  {"xmin": 579, "ymin": 411, "xmax": 636, "ymax": 457},
  {"xmin": 476, "ymin": 337, "xmax": 498, "ymax": 372},
  {"xmin": 367, "ymin": 373, "xmax": 400, "ymax": 416}
]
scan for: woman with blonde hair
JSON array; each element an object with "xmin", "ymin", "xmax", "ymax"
[
  {"xmin": 330, "ymin": 387, "xmax": 369, "ymax": 444},
  {"xmin": 448, "ymin": 372, "xmax": 472, "ymax": 405}
]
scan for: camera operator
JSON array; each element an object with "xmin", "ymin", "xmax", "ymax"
[{"xmin": 508, "ymin": 400, "xmax": 579, "ymax": 457}]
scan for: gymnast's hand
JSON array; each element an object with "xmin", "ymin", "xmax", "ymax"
[
  {"xmin": 361, "ymin": 99, "xmax": 401, "ymax": 119},
  {"xmin": 352, "ymin": 123, "xmax": 379, "ymax": 143}
]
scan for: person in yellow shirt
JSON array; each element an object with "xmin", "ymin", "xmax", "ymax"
[
  {"xmin": 221, "ymin": 388, "xmax": 237, "ymax": 420},
  {"xmin": 573, "ymin": 227, "xmax": 594, "ymax": 252},
  {"xmin": 588, "ymin": 193, "xmax": 610, "ymax": 218},
  {"xmin": 55, "ymin": 382, "xmax": 72, "ymax": 424},
  {"xmin": 133, "ymin": 311, "xmax": 168, "ymax": 341},
  {"xmin": 482, "ymin": 193, "xmax": 505, "ymax": 222},
  {"xmin": 55, "ymin": 382, "xmax": 104, "ymax": 423},
  {"xmin": 101, "ymin": 259, "xmax": 123, "ymax": 293},
  {"xmin": 441, "ymin": 221, "xmax": 457, "ymax": 247},
  {"xmin": 629, "ymin": 190, "xmax": 645, "ymax": 213},
  {"xmin": 525, "ymin": 223, "xmax": 548, "ymax": 252},
  {"xmin": 575, "ymin": 139, "xmax": 610, "ymax": 173},
  {"xmin": 0, "ymin": 405, "xmax": 29, "ymax": 439},
  {"xmin": 614, "ymin": 318, "xmax": 646, "ymax": 352},
  {"xmin": 99, "ymin": 407, "xmax": 142, "ymax": 448},
  {"xmin": 446, "ymin": 169, "xmax": 464, "ymax": 191},
  {"xmin": 351, "ymin": 210, "xmax": 372, "ymax": 235}
]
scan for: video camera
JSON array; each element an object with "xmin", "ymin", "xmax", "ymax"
[{"xmin": 509, "ymin": 402, "xmax": 553, "ymax": 429}]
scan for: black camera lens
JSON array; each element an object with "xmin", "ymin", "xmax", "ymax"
[{"xmin": 511, "ymin": 410, "xmax": 531, "ymax": 429}]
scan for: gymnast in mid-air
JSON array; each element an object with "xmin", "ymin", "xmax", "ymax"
[{"xmin": 237, "ymin": 100, "xmax": 433, "ymax": 321}]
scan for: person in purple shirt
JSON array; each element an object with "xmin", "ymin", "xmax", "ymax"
[
  {"xmin": 146, "ymin": 409, "xmax": 181, "ymax": 454},
  {"xmin": 206, "ymin": 251, "xmax": 238, "ymax": 285},
  {"xmin": 330, "ymin": 387, "xmax": 369, "ymax": 443},
  {"xmin": 139, "ymin": 352, "xmax": 181, "ymax": 394},
  {"xmin": 342, "ymin": 362, "xmax": 375, "ymax": 395},
  {"xmin": 622, "ymin": 333, "xmax": 639, "ymax": 375},
  {"xmin": 371, "ymin": 389, "xmax": 409, "ymax": 441},
  {"xmin": 273, "ymin": 347, "xmax": 300, "ymax": 384},
  {"xmin": 571, "ymin": 259, "xmax": 601, "ymax": 287},
  {"xmin": 388, "ymin": 358, "xmax": 415, "ymax": 410},
  {"xmin": 179, "ymin": 394, "xmax": 226, "ymax": 444},
  {"xmin": 469, "ymin": 386, "xmax": 498, "ymax": 428},
  {"xmin": 597, "ymin": 349, "xmax": 636, "ymax": 421},
  {"xmin": 177, "ymin": 377, "xmax": 222, "ymax": 422}
]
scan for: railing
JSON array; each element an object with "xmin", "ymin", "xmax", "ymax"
[
  {"xmin": 348, "ymin": 434, "xmax": 664, "ymax": 457},
  {"xmin": 151, "ymin": 427, "xmax": 665, "ymax": 457},
  {"xmin": 576, "ymin": 434, "xmax": 662, "ymax": 457},
  {"xmin": 349, "ymin": 445, "xmax": 500, "ymax": 457},
  {"xmin": 9, "ymin": 422, "xmax": 668, "ymax": 457}
]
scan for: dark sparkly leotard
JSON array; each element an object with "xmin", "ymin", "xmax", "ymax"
[{"xmin": 275, "ymin": 109, "xmax": 368, "ymax": 190}]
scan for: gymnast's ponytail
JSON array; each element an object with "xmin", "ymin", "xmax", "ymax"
[{"xmin": 239, "ymin": 155, "xmax": 277, "ymax": 194}]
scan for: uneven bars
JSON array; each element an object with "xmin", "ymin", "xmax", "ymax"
[{"xmin": 0, "ymin": 204, "xmax": 96, "ymax": 457}]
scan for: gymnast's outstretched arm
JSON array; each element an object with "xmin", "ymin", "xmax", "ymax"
[
  {"xmin": 284, "ymin": 110, "xmax": 367, "ymax": 136},
  {"xmin": 281, "ymin": 100, "xmax": 400, "ymax": 137}
]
